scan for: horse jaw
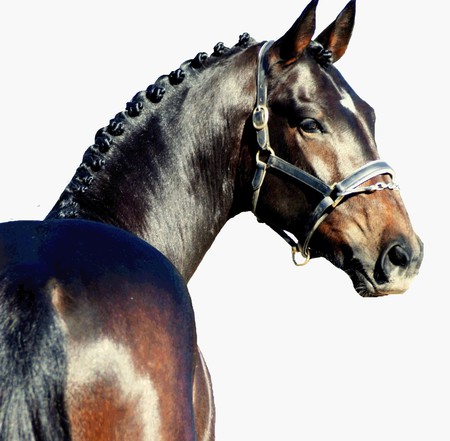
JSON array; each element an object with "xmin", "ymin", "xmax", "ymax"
[{"xmin": 316, "ymin": 201, "xmax": 424, "ymax": 298}]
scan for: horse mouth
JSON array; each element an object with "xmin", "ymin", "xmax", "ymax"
[{"xmin": 345, "ymin": 267, "xmax": 410, "ymax": 297}]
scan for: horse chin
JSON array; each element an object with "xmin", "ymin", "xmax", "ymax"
[
  {"xmin": 346, "ymin": 270, "xmax": 409, "ymax": 297},
  {"xmin": 319, "ymin": 251, "xmax": 411, "ymax": 298},
  {"xmin": 343, "ymin": 265, "xmax": 413, "ymax": 298}
]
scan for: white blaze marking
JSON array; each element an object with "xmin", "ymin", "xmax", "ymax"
[{"xmin": 340, "ymin": 92, "xmax": 357, "ymax": 114}]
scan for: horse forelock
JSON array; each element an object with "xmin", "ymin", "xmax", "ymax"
[
  {"xmin": 48, "ymin": 33, "xmax": 257, "ymax": 221},
  {"xmin": 307, "ymin": 41, "xmax": 332, "ymax": 68}
]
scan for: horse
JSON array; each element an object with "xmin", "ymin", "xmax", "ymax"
[{"xmin": 0, "ymin": 0, "xmax": 423, "ymax": 439}]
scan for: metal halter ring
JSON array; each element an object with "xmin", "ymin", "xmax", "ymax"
[
  {"xmin": 250, "ymin": 41, "xmax": 399, "ymax": 266},
  {"xmin": 292, "ymin": 246, "xmax": 311, "ymax": 266}
]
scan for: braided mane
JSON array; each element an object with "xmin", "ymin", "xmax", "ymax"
[
  {"xmin": 49, "ymin": 33, "xmax": 256, "ymax": 219},
  {"xmin": 307, "ymin": 41, "xmax": 332, "ymax": 67},
  {"xmin": 48, "ymin": 34, "xmax": 331, "ymax": 221}
]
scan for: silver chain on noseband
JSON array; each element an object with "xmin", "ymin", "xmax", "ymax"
[{"xmin": 251, "ymin": 41, "xmax": 400, "ymax": 266}]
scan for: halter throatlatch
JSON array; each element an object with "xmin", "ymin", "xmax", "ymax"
[{"xmin": 251, "ymin": 41, "xmax": 400, "ymax": 266}]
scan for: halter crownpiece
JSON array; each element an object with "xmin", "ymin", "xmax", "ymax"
[{"xmin": 251, "ymin": 41, "xmax": 400, "ymax": 266}]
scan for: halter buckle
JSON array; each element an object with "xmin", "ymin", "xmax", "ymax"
[
  {"xmin": 252, "ymin": 105, "xmax": 269, "ymax": 130},
  {"xmin": 250, "ymin": 39, "xmax": 399, "ymax": 269}
]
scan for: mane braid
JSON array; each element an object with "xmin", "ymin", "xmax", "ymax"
[
  {"xmin": 49, "ymin": 33, "xmax": 256, "ymax": 221},
  {"xmin": 308, "ymin": 41, "xmax": 332, "ymax": 68}
]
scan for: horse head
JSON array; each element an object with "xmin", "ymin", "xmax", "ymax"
[
  {"xmin": 46, "ymin": 0, "xmax": 423, "ymax": 294},
  {"xmin": 245, "ymin": 0, "xmax": 423, "ymax": 296}
]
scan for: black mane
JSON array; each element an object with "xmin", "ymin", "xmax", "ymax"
[
  {"xmin": 47, "ymin": 33, "xmax": 331, "ymax": 224},
  {"xmin": 307, "ymin": 41, "xmax": 332, "ymax": 68},
  {"xmin": 48, "ymin": 33, "xmax": 256, "ymax": 220}
]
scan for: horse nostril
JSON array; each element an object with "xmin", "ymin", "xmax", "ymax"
[
  {"xmin": 375, "ymin": 243, "xmax": 412, "ymax": 284},
  {"xmin": 388, "ymin": 244, "xmax": 410, "ymax": 268}
]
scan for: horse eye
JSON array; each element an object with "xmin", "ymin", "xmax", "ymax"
[{"xmin": 299, "ymin": 118, "xmax": 323, "ymax": 134}]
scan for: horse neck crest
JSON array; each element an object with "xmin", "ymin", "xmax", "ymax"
[{"xmin": 49, "ymin": 33, "xmax": 256, "ymax": 220}]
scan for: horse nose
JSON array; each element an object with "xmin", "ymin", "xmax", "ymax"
[
  {"xmin": 386, "ymin": 244, "xmax": 410, "ymax": 268},
  {"xmin": 375, "ymin": 240, "xmax": 420, "ymax": 285}
]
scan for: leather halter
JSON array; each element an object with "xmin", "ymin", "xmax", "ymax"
[{"xmin": 251, "ymin": 41, "xmax": 399, "ymax": 265}]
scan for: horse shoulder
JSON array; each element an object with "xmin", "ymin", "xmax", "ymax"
[{"xmin": 0, "ymin": 219, "xmax": 199, "ymax": 440}]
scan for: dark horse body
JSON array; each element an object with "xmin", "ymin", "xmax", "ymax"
[
  {"xmin": 0, "ymin": 1, "xmax": 423, "ymax": 439},
  {"xmin": 0, "ymin": 220, "xmax": 210, "ymax": 440}
]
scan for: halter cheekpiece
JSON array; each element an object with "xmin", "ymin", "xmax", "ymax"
[{"xmin": 251, "ymin": 41, "xmax": 400, "ymax": 266}]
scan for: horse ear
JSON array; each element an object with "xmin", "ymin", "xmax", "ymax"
[
  {"xmin": 315, "ymin": 0, "xmax": 356, "ymax": 63},
  {"xmin": 271, "ymin": 0, "xmax": 318, "ymax": 64}
]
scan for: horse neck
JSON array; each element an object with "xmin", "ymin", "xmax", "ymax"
[{"xmin": 47, "ymin": 45, "xmax": 258, "ymax": 281}]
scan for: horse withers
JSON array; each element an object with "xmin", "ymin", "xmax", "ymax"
[{"xmin": 0, "ymin": 0, "xmax": 423, "ymax": 439}]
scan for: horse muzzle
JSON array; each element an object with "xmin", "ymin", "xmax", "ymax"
[{"xmin": 346, "ymin": 234, "xmax": 424, "ymax": 297}]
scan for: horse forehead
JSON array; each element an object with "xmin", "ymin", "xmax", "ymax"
[
  {"xmin": 302, "ymin": 63, "xmax": 375, "ymax": 140},
  {"xmin": 291, "ymin": 62, "xmax": 361, "ymax": 113},
  {"xmin": 339, "ymin": 90, "xmax": 357, "ymax": 114},
  {"xmin": 285, "ymin": 62, "xmax": 376, "ymax": 179}
]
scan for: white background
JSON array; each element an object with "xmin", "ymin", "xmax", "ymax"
[{"xmin": 0, "ymin": 1, "xmax": 447, "ymax": 439}]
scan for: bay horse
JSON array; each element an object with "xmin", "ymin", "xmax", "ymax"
[{"xmin": 0, "ymin": 1, "xmax": 423, "ymax": 439}]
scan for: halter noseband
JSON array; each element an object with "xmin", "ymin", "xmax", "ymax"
[{"xmin": 251, "ymin": 41, "xmax": 399, "ymax": 266}]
